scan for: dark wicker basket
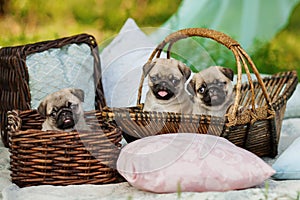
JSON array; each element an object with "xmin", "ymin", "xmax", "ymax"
[
  {"xmin": 0, "ymin": 34, "xmax": 123, "ymax": 187},
  {"xmin": 101, "ymin": 28, "xmax": 298, "ymax": 158},
  {"xmin": 7, "ymin": 109, "xmax": 122, "ymax": 187},
  {"xmin": 0, "ymin": 33, "xmax": 106, "ymax": 147}
]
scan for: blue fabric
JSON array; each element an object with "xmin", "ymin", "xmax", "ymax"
[
  {"xmin": 151, "ymin": 0, "xmax": 300, "ymax": 50},
  {"xmin": 27, "ymin": 43, "xmax": 95, "ymax": 111},
  {"xmin": 149, "ymin": 0, "xmax": 300, "ymax": 72},
  {"xmin": 273, "ymin": 136, "xmax": 300, "ymax": 180}
]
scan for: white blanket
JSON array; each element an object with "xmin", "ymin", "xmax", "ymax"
[
  {"xmin": 2, "ymin": 180, "xmax": 300, "ymax": 200},
  {"xmin": 1, "ymin": 109, "xmax": 300, "ymax": 200}
]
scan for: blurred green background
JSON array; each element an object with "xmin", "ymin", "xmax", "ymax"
[
  {"xmin": 0, "ymin": 0, "xmax": 300, "ymax": 78},
  {"xmin": 251, "ymin": 2, "xmax": 300, "ymax": 76},
  {"xmin": 0, "ymin": 0, "xmax": 180, "ymax": 45}
]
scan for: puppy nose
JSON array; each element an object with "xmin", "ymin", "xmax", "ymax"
[
  {"xmin": 209, "ymin": 88, "xmax": 217, "ymax": 95},
  {"xmin": 59, "ymin": 110, "xmax": 73, "ymax": 117},
  {"xmin": 161, "ymin": 81, "xmax": 167, "ymax": 86}
]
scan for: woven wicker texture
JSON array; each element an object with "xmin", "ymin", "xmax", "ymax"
[
  {"xmin": 0, "ymin": 33, "xmax": 106, "ymax": 147},
  {"xmin": 0, "ymin": 34, "xmax": 123, "ymax": 187},
  {"xmin": 102, "ymin": 28, "xmax": 298, "ymax": 158},
  {"xmin": 8, "ymin": 110, "xmax": 122, "ymax": 187}
]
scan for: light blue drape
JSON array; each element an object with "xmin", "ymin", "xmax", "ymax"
[{"xmin": 150, "ymin": 0, "xmax": 299, "ymax": 71}]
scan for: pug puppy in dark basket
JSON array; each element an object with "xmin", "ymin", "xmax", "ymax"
[
  {"xmin": 189, "ymin": 66, "xmax": 234, "ymax": 116},
  {"xmin": 143, "ymin": 58, "xmax": 193, "ymax": 114},
  {"xmin": 38, "ymin": 88, "xmax": 90, "ymax": 131}
]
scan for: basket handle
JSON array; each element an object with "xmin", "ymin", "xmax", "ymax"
[{"xmin": 137, "ymin": 28, "xmax": 275, "ymax": 125}]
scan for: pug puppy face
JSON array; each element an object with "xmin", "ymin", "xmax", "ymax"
[
  {"xmin": 142, "ymin": 58, "xmax": 193, "ymax": 114},
  {"xmin": 189, "ymin": 66, "xmax": 234, "ymax": 116},
  {"xmin": 38, "ymin": 88, "xmax": 88, "ymax": 131}
]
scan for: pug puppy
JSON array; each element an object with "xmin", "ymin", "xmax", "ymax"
[
  {"xmin": 189, "ymin": 66, "xmax": 234, "ymax": 116},
  {"xmin": 38, "ymin": 88, "xmax": 90, "ymax": 131},
  {"xmin": 143, "ymin": 58, "xmax": 193, "ymax": 114}
]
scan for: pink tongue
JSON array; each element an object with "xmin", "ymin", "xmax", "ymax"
[
  {"xmin": 158, "ymin": 91, "xmax": 168, "ymax": 97},
  {"xmin": 64, "ymin": 119, "xmax": 71, "ymax": 123},
  {"xmin": 211, "ymin": 95, "xmax": 218, "ymax": 101}
]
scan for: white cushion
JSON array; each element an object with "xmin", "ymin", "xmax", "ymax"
[
  {"xmin": 27, "ymin": 43, "xmax": 95, "ymax": 111},
  {"xmin": 100, "ymin": 18, "xmax": 156, "ymax": 107},
  {"xmin": 273, "ymin": 136, "xmax": 300, "ymax": 179}
]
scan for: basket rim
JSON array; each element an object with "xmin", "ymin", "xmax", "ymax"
[{"xmin": 102, "ymin": 70, "xmax": 298, "ymax": 126}]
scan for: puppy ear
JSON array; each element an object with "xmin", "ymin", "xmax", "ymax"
[
  {"xmin": 37, "ymin": 101, "xmax": 47, "ymax": 117},
  {"xmin": 187, "ymin": 78, "xmax": 196, "ymax": 96},
  {"xmin": 219, "ymin": 67, "xmax": 234, "ymax": 81},
  {"xmin": 177, "ymin": 62, "xmax": 191, "ymax": 81},
  {"xmin": 142, "ymin": 61, "xmax": 156, "ymax": 77},
  {"xmin": 71, "ymin": 88, "xmax": 85, "ymax": 102}
]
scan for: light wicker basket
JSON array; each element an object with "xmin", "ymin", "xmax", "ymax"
[{"xmin": 101, "ymin": 28, "xmax": 298, "ymax": 158}]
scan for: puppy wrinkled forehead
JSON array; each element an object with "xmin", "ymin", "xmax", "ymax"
[
  {"xmin": 199, "ymin": 67, "xmax": 229, "ymax": 82},
  {"xmin": 46, "ymin": 90, "xmax": 77, "ymax": 108},
  {"xmin": 153, "ymin": 58, "xmax": 181, "ymax": 66},
  {"xmin": 151, "ymin": 58, "xmax": 184, "ymax": 75}
]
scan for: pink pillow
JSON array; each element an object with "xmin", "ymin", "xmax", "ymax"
[{"xmin": 117, "ymin": 133, "xmax": 275, "ymax": 193}]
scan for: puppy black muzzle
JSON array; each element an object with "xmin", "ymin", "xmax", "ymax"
[
  {"xmin": 151, "ymin": 81, "xmax": 176, "ymax": 100},
  {"xmin": 202, "ymin": 84, "xmax": 226, "ymax": 106},
  {"xmin": 56, "ymin": 108, "xmax": 77, "ymax": 130}
]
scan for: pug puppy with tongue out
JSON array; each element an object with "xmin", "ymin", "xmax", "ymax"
[{"xmin": 142, "ymin": 58, "xmax": 193, "ymax": 114}]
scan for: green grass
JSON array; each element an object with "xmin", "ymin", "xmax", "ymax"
[
  {"xmin": 0, "ymin": 0, "xmax": 180, "ymax": 46},
  {"xmin": 1, "ymin": 0, "xmax": 300, "ymax": 78},
  {"xmin": 259, "ymin": 181, "xmax": 300, "ymax": 200}
]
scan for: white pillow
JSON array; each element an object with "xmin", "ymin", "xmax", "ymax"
[
  {"xmin": 285, "ymin": 84, "xmax": 300, "ymax": 118},
  {"xmin": 273, "ymin": 136, "xmax": 300, "ymax": 179},
  {"xmin": 100, "ymin": 18, "xmax": 156, "ymax": 108},
  {"xmin": 27, "ymin": 43, "xmax": 95, "ymax": 111},
  {"xmin": 117, "ymin": 133, "xmax": 275, "ymax": 193}
]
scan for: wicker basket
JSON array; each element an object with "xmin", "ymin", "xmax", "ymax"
[
  {"xmin": 0, "ymin": 33, "xmax": 106, "ymax": 147},
  {"xmin": 101, "ymin": 28, "xmax": 298, "ymax": 158},
  {"xmin": 0, "ymin": 34, "xmax": 123, "ymax": 187},
  {"xmin": 7, "ymin": 109, "xmax": 122, "ymax": 187}
]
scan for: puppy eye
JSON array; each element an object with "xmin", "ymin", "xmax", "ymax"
[
  {"xmin": 198, "ymin": 85, "xmax": 206, "ymax": 94},
  {"xmin": 150, "ymin": 76, "xmax": 158, "ymax": 82},
  {"xmin": 198, "ymin": 87, "xmax": 205, "ymax": 94},
  {"xmin": 70, "ymin": 104, "xmax": 78, "ymax": 111},
  {"xmin": 171, "ymin": 78, "xmax": 179, "ymax": 85},
  {"xmin": 50, "ymin": 110, "xmax": 57, "ymax": 117}
]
